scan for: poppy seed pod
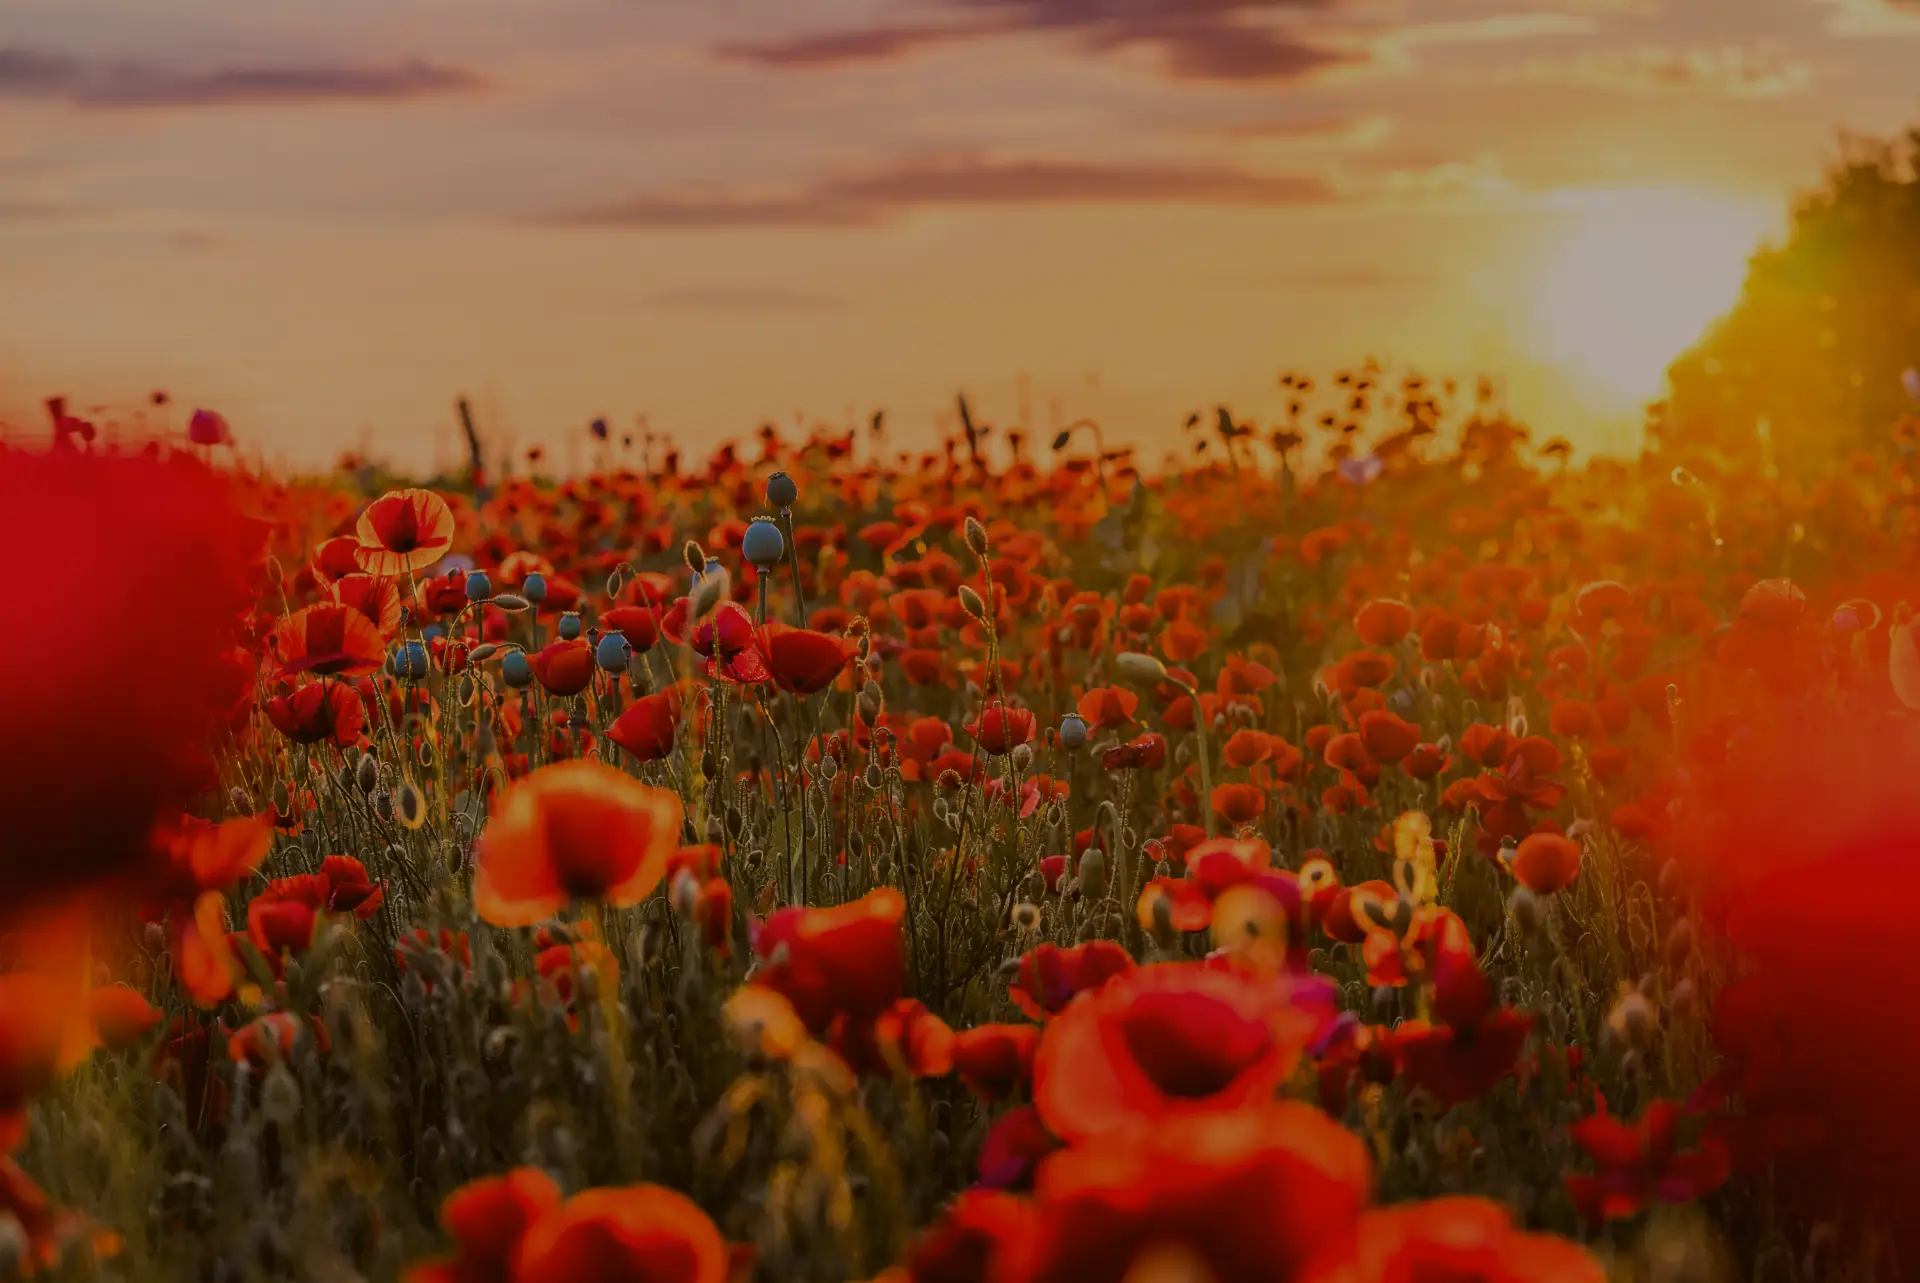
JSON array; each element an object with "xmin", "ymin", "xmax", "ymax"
[
  {"xmin": 742, "ymin": 518, "xmax": 785, "ymax": 568},
  {"xmin": 766, "ymin": 471, "xmax": 798, "ymax": 509},
  {"xmin": 595, "ymin": 632, "xmax": 631, "ymax": 672},
  {"xmin": 683, "ymin": 541, "xmax": 707, "ymax": 576},
  {"xmin": 1114, "ymin": 651, "xmax": 1169, "ymax": 685},
  {"xmin": 502, "ymin": 651, "xmax": 533, "ymax": 688},
  {"xmin": 1058, "ymin": 713, "xmax": 1088, "ymax": 751},
  {"xmin": 394, "ymin": 641, "xmax": 430, "ymax": 681},
  {"xmin": 958, "ymin": 584, "xmax": 986, "ymax": 619},
  {"xmin": 557, "ymin": 613, "xmax": 583, "ymax": 641},
  {"xmin": 964, "ymin": 516, "xmax": 989, "ymax": 558},
  {"xmin": 465, "ymin": 570, "xmax": 492, "ymax": 602},
  {"xmin": 522, "ymin": 573, "xmax": 548, "ymax": 604}
]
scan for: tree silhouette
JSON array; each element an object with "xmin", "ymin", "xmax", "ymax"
[{"xmin": 1665, "ymin": 130, "xmax": 1920, "ymax": 463}]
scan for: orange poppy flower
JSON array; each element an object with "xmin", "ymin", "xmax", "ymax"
[
  {"xmin": 1032, "ymin": 962, "xmax": 1320, "ymax": 1142},
  {"xmin": 1509, "ymin": 832, "xmax": 1582, "ymax": 893},
  {"xmin": 473, "ymin": 760, "xmax": 684, "ymax": 927},
  {"xmin": 1158, "ymin": 619, "xmax": 1210, "ymax": 663},
  {"xmin": 1006, "ymin": 1103, "xmax": 1371, "ymax": 1283},
  {"xmin": 355, "ymin": 487, "xmax": 456, "ymax": 575},
  {"xmin": 331, "ymin": 573, "xmax": 405, "ymax": 637},
  {"xmin": 751, "ymin": 887, "xmax": 906, "ymax": 1034},
  {"xmin": 86, "ymin": 985, "xmax": 161, "ymax": 1051},
  {"xmin": 606, "ymin": 688, "xmax": 683, "ymax": 763},
  {"xmin": 1076, "ymin": 685, "xmax": 1139, "ymax": 732},
  {"xmin": 968, "ymin": 704, "xmax": 1036, "ymax": 755},
  {"xmin": 276, "ymin": 604, "xmax": 386, "ymax": 678},
  {"xmin": 1222, "ymin": 728, "xmax": 1273, "ymax": 768},
  {"xmin": 0, "ymin": 973, "xmax": 95, "ymax": 1145}
]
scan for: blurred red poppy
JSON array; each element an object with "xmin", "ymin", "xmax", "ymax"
[
  {"xmin": 1009, "ymin": 940, "xmax": 1135, "ymax": 1019},
  {"xmin": 263, "ymin": 680, "xmax": 365, "ymax": 747},
  {"xmin": 952, "ymin": 1023, "xmax": 1041, "ymax": 1101},
  {"xmin": 276, "ymin": 604, "xmax": 386, "ymax": 679},
  {"xmin": 752, "ymin": 887, "xmax": 906, "ymax": 1034},
  {"xmin": 1355, "ymin": 598, "xmax": 1414, "ymax": 647},
  {"xmin": 757, "ymin": 623, "xmax": 854, "ymax": 695},
  {"xmin": 402, "ymin": 1167, "xmax": 562, "ymax": 1283},
  {"xmin": 1565, "ymin": 1100, "xmax": 1730, "ymax": 1222},
  {"xmin": 607, "ymin": 688, "xmax": 683, "ymax": 763},
  {"xmin": 1301, "ymin": 1196, "xmax": 1603, "ymax": 1283},
  {"xmin": 528, "ymin": 639, "xmax": 597, "ymax": 696},
  {"xmin": 473, "ymin": 760, "xmax": 684, "ymax": 927},
  {"xmin": 1033, "ymin": 961, "xmax": 1320, "ymax": 1141}
]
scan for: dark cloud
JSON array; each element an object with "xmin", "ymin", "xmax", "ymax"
[
  {"xmin": 0, "ymin": 48, "xmax": 484, "ymax": 108},
  {"xmin": 544, "ymin": 155, "xmax": 1337, "ymax": 230},
  {"xmin": 719, "ymin": 0, "xmax": 1352, "ymax": 83}
]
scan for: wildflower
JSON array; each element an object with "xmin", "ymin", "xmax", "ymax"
[
  {"xmin": 968, "ymin": 704, "xmax": 1037, "ymax": 755},
  {"xmin": 1509, "ymin": 832, "xmax": 1582, "ymax": 894},
  {"xmin": 757, "ymin": 623, "xmax": 854, "ymax": 694},
  {"xmin": 473, "ymin": 761, "xmax": 684, "ymax": 927},
  {"xmin": 355, "ymin": 488, "xmax": 456, "ymax": 576},
  {"xmin": 1075, "ymin": 685, "xmax": 1139, "ymax": 732},
  {"xmin": 276, "ymin": 604, "xmax": 387, "ymax": 678},
  {"xmin": 1354, "ymin": 598, "xmax": 1414, "ymax": 647},
  {"xmin": 1032, "ymin": 961, "xmax": 1321, "ymax": 1141},
  {"xmin": 892, "ymin": 1189, "xmax": 1035, "ymax": 1283},
  {"xmin": 1565, "ymin": 1100, "xmax": 1730, "ymax": 1222},
  {"xmin": 952, "ymin": 1023, "xmax": 1041, "ymax": 1101},
  {"xmin": 606, "ymin": 687, "xmax": 683, "ymax": 763},
  {"xmin": 527, "ymin": 638, "xmax": 597, "ymax": 696},
  {"xmin": 601, "ymin": 605, "xmax": 661, "ymax": 653},
  {"xmin": 751, "ymin": 888, "xmax": 906, "ymax": 1034},
  {"xmin": 1008, "ymin": 941, "xmax": 1135, "ymax": 1019},
  {"xmin": 1302, "ymin": 1197, "xmax": 1604, "ymax": 1283},
  {"xmin": 1357, "ymin": 710, "xmax": 1421, "ymax": 764},
  {"xmin": 1004, "ymin": 1104, "xmax": 1370, "ymax": 1283},
  {"xmin": 262, "ymin": 680, "xmax": 366, "ymax": 747},
  {"xmin": 1211, "ymin": 782, "xmax": 1267, "ymax": 826}
]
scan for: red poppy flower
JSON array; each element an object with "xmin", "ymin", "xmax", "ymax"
[
  {"xmin": 1509, "ymin": 832, "xmax": 1581, "ymax": 893},
  {"xmin": 355, "ymin": 488, "xmax": 456, "ymax": 575},
  {"xmin": 1301, "ymin": 1196, "xmax": 1604, "ymax": 1283},
  {"xmin": 1101, "ymin": 732, "xmax": 1167, "ymax": 772},
  {"xmin": 226, "ymin": 1011, "xmax": 324, "ymax": 1066},
  {"xmin": 1211, "ymin": 782, "xmax": 1267, "ymax": 826},
  {"xmin": 757, "ymin": 622, "xmax": 854, "ymax": 694},
  {"xmin": 607, "ymin": 688, "xmax": 683, "ymax": 763},
  {"xmin": 752, "ymin": 888, "xmax": 906, "ymax": 1034},
  {"xmin": 827, "ymin": 998, "xmax": 955, "ymax": 1078},
  {"xmin": 528, "ymin": 639, "xmax": 597, "ymax": 696},
  {"xmin": 277, "ymin": 604, "xmax": 386, "ymax": 679},
  {"xmin": 1354, "ymin": 598, "xmax": 1414, "ymax": 647},
  {"xmin": 1009, "ymin": 941, "xmax": 1135, "ymax": 1019},
  {"xmin": 247, "ymin": 896, "xmax": 316, "ymax": 957},
  {"xmin": 1457, "ymin": 723, "xmax": 1511, "ymax": 768},
  {"xmin": 1032, "ymin": 962, "xmax": 1321, "ymax": 1142},
  {"xmin": 86, "ymin": 984, "xmax": 161, "ymax": 1051},
  {"xmin": 900, "ymin": 649, "xmax": 948, "ymax": 685},
  {"xmin": 1004, "ymin": 1103, "xmax": 1371, "ymax": 1283},
  {"xmin": 1159, "ymin": 619, "xmax": 1210, "ymax": 663},
  {"xmin": 403, "ymin": 1167, "xmax": 562, "ymax": 1283},
  {"xmin": 319, "ymin": 854, "xmax": 384, "ymax": 915},
  {"xmin": 513, "ymin": 1184, "xmax": 729, "ymax": 1283},
  {"xmin": 1075, "ymin": 686, "xmax": 1139, "ymax": 732},
  {"xmin": 952, "ymin": 1023, "xmax": 1041, "ymax": 1100},
  {"xmin": 1222, "ymin": 728, "xmax": 1273, "ymax": 768},
  {"xmin": 978, "ymin": 1105, "xmax": 1061, "ymax": 1192},
  {"xmin": 968, "ymin": 704, "xmax": 1037, "ymax": 755},
  {"xmin": 1333, "ymin": 651, "xmax": 1396, "ymax": 692},
  {"xmin": 1357, "ymin": 710, "xmax": 1421, "ymax": 764},
  {"xmin": 601, "ymin": 604, "xmax": 660, "ymax": 654},
  {"xmin": 473, "ymin": 760, "xmax": 684, "ymax": 927},
  {"xmin": 895, "ymin": 1189, "xmax": 1035, "ymax": 1283},
  {"xmin": 311, "ymin": 534, "xmax": 364, "ymax": 586},
  {"xmin": 1564, "ymin": 1100, "xmax": 1731, "ymax": 1222},
  {"xmin": 0, "ymin": 974, "xmax": 94, "ymax": 1146},
  {"xmin": 415, "ymin": 567, "xmax": 471, "ymax": 616},
  {"xmin": 262, "ymin": 680, "xmax": 365, "ymax": 747},
  {"xmin": 1392, "ymin": 1009, "xmax": 1533, "ymax": 1106},
  {"xmin": 331, "ymin": 573, "xmax": 405, "ymax": 637}
]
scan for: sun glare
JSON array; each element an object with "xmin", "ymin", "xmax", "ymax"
[{"xmin": 1530, "ymin": 187, "xmax": 1777, "ymax": 407}]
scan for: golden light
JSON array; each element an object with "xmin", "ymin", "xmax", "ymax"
[{"xmin": 1528, "ymin": 187, "xmax": 1778, "ymax": 406}]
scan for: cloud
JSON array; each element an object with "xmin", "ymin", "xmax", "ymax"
[
  {"xmin": 1510, "ymin": 44, "xmax": 1814, "ymax": 97},
  {"xmin": 0, "ymin": 48, "xmax": 485, "ymax": 108},
  {"xmin": 1817, "ymin": 0, "xmax": 1920, "ymax": 36},
  {"xmin": 718, "ymin": 1, "xmax": 1354, "ymax": 84},
  {"xmin": 544, "ymin": 155, "xmax": 1338, "ymax": 230},
  {"xmin": 1204, "ymin": 114, "xmax": 1394, "ymax": 149}
]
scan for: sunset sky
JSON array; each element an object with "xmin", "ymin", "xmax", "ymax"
[{"xmin": 4, "ymin": 0, "xmax": 1919, "ymax": 469}]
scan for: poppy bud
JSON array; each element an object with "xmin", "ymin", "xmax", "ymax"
[
  {"xmin": 1058, "ymin": 713, "xmax": 1088, "ymax": 751},
  {"xmin": 958, "ymin": 584, "xmax": 986, "ymax": 619},
  {"xmin": 1115, "ymin": 651, "xmax": 1168, "ymax": 684},
  {"xmin": 228, "ymin": 786, "xmax": 252, "ymax": 813},
  {"xmin": 864, "ymin": 763, "xmax": 883, "ymax": 790},
  {"xmin": 742, "ymin": 518, "xmax": 785, "ymax": 568},
  {"xmin": 690, "ymin": 566, "xmax": 731, "ymax": 620},
  {"xmin": 1078, "ymin": 846, "xmax": 1108, "ymax": 900},
  {"xmin": 937, "ymin": 769, "xmax": 963, "ymax": 791},
  {"xmin": 558, "ymin": 613, "xmax": 583, "ymax": 641},
  {"xmin": 522, "ymin": 573, "xmax": 548, "ymax": 603},
  {"xmin": 356, "ymin": 753, "xmax": 380, "ymax": 793},
  {"xmin": 373, "ymin": 790, "xmax": 393, "ymax": 822},
  {"xmin": 683, "ymin": 541, "xmax": 707, "ymax": 576},
  {"xmin": 1011, "ymin": 743, "xmax": 1033, "ymax": 771},
  {"xmin": 466, "ymin": 570, "xmax": 492, "ymax": 602},
  {"xmin": 859, "ymin": 680, "xmax": 883, "ymax": 720},
  {"xmin": 1506, "ymin": 885, "xmax": 1543, "ymax": 934},
  {"xmin": 1665, "ymin": 918, "xmax": 1693, "ymax": 967},
  {"xmin": 820, "ymin": 754, "xmax": 839, "ymax": 781},
  {"xmin": 502, "ymin": 651, "xmax": 533, "ymax": 688},
  {"xmin": 493, "ymin": 593, "xmax": 532, "ymax": 612},
  {"xmin": 272, "ymin": 779, "xmax": 291, "ymax": 814},
  {"xmin": 766, "ymin": 471, "xmax": 798, "ymax": 509},
  {"xmin": 470, "ymin": 642, "xmax": 499, "ymax": 663},
  {"xmin": 964, "ymin": 515, "xmax": 989, "ymax": 558},
  {"xmin": 394, "ymin": 641, "xmax": 430, "ymax": 680},
  {"xmin": 1669, "ymin": 978, "xmax": 1696, "ymax": 1016}
]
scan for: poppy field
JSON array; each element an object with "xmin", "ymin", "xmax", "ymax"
[{"xmin": 4, "ymin": 383, "xmax": 1919, "ymax": 1283}]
